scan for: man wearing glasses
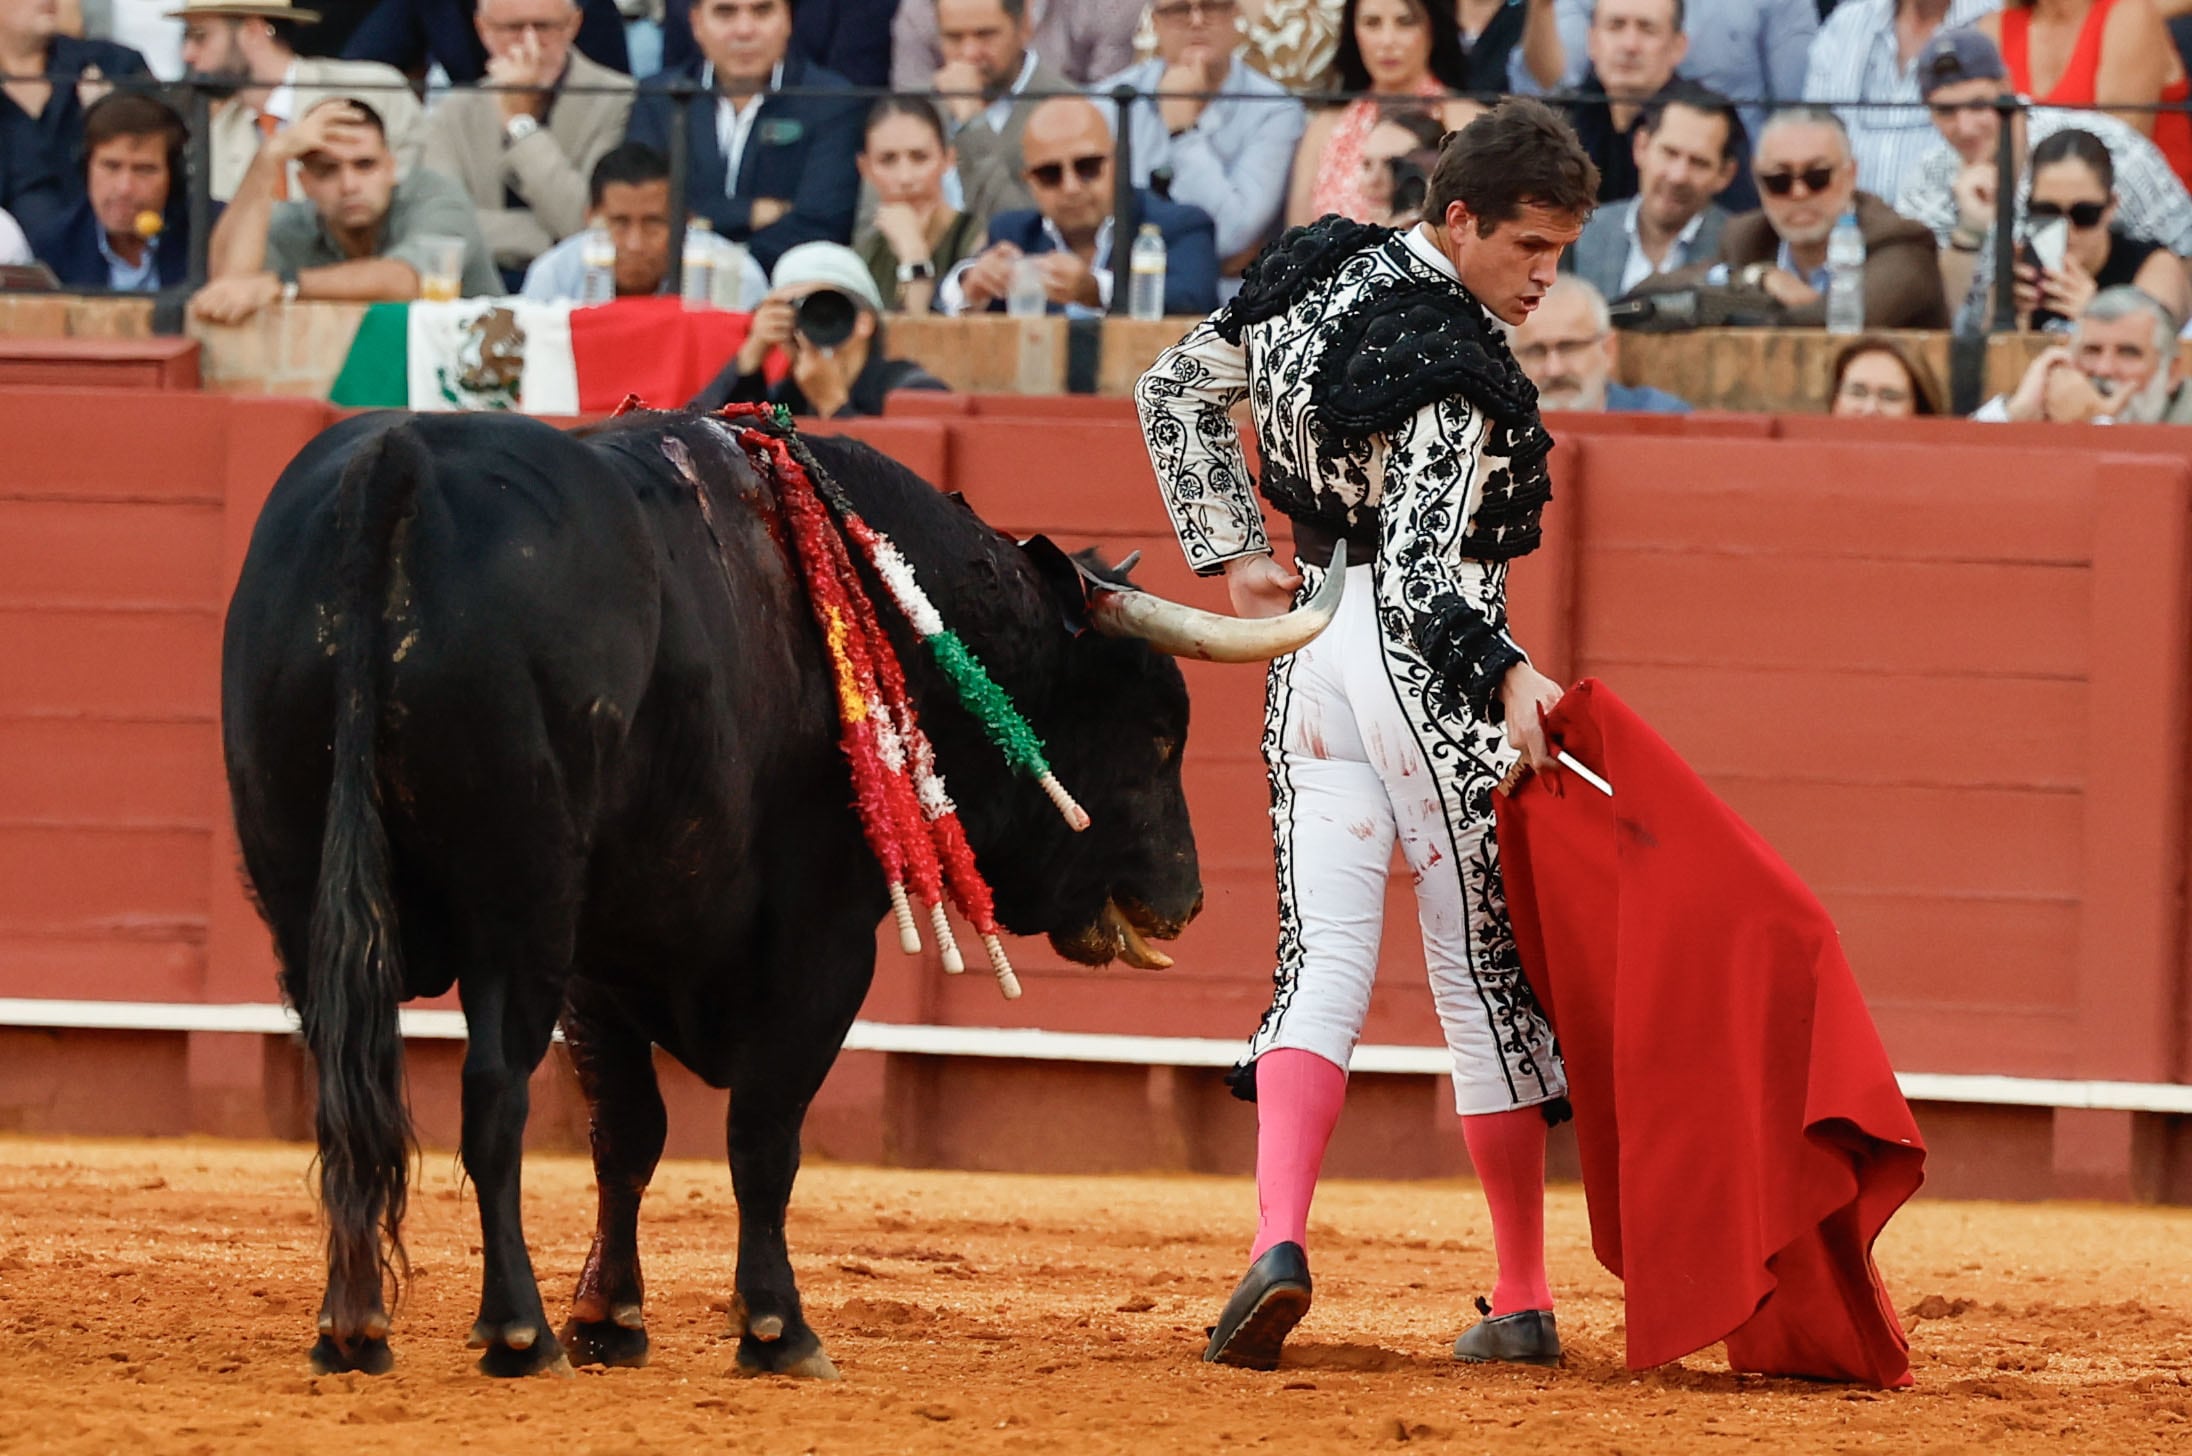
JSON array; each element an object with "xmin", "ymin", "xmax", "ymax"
[
  {"xmin": 1636, "ymin": 104, "xmax": 1949, "ymax": 327},
  {"xmin": 939, "ymin": 93, "xmax": 1217, "ymax": 314},
  {"xmin": 421, "ymin": 0, "xmax": 634, "ymax": 291},
  {"xmin": 1092, "ymin": 0, "xmax": 1304, "ymax": 283}
]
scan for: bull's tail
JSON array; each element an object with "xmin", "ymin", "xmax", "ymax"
[{"xmin": 303, "ymin": 424, "xmax": 425, "ymax": 1335}]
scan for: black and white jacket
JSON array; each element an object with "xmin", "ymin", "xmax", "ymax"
[{"xmin": 1134, "ymin": 216, "xmax": 1554, "ymax": 722}]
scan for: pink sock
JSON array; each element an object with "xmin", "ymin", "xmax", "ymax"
[
  {"xmin": 1249, "ymin": 1048, "xmax": 1348, "ymax": 1260},
  {"xmin": 1460, "ymin": 1106, "xmax": 1553, "ymax": 1314}
]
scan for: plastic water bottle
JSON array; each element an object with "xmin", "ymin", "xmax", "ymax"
[
  {"xmin": 681, "ymin": 217, "xmax": 715, "ymax": 310},
  {"xmin": 711, "ymin": 241, "xmax": 752, "ymax": 311},
  {"xmin": 1128, "ymin": 224, "xmax": 1166, "ymax": 322},
  {"xmin": 580, "ymin": 225, "xmax": 615, "ymax": 305},
  {"xmin": 1825, "ymin": 210, "xmax": 1865, "ymax": 335}
]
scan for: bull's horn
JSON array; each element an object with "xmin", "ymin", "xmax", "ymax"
[{"xmin": 1085, "ymin": 542, "xmax": 1347, "ymax": 662}]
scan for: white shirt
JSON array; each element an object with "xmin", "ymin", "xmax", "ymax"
[
  {"xmin": 0, "ymin": 206, "xmax": 29, "ymax": 265},
  {"xmin": 1617, "ymin": 198, "xmax": 1709, "ymax": 295},
  {"xmin": 262, "ymin": 60, "xmax": 300, "ymax": 127},
  {"xmin": 706, "ymin": 61, "xmax": 785, "ymax": 196},
  {"xmin": 1402, "ymin": 221, "xmax": 1458, "ymax": 281}
]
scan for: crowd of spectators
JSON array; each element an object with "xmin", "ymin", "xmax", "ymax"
[{"xmin": 6, "ymin": 0, "xmax": 2192, "ymax": 419}]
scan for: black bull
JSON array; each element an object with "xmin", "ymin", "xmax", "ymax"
[{"xmin": 220, "ymin": 408, "xmax": 1335, "ymax": 1378}]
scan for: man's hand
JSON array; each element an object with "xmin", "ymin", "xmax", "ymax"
[
  {"xmin": 1952, "ymin": 160, "xmax": 1996, "ymax": 236},
  {"xmin": 2004, "ymin": 343, "xmax": 2073, "ymax": 421},
  {"xmin": 1155, "ymin": 47, "xmax": 1217, "ymax": 135},
  {"xmin": 1757, "ymin": 265, "xmax": 1821, "ymax": 312},
  {"xmin": 2041, "ymin": 359, "xmax": 2108, "ymax": 422},
  {"xmin": 1498, "ymin": 661, "xmax": 1565, "ymax": 771},
  {"xmin": 934, "ymin": 59, "xmax": 987, "ymax": 126},
  {"xmin": 873, "ymin": 201, "xmax": 931, "ymax": 264},
  {"xmin": 1222, "ymin": 552, "xmax": 1302, "ymax": 619},
  {"xmin": 76, "ymin": 63, "xmax": 111, "ymax": 110},
  {"xmin": 190, "ymin": 271, "xmax": 283, "ymax": 324},
  {"xmin": 275, "ymin": 103, "xmax": 374, "ymax": 165},
  {"xmin": 749, "ymin": 197, "xmax": 789, "ymax": 230},
  {"xmin": 487, "ymin": 29, "xmax": 554, "ymax": 120},
  {"xmin": 957, "ymin": 242, "xmax": 1021, "ymax": 308},
  {"xmin": 735, "ymin": 295, "xmax": 796, "ymax": 374},
  {"xmin": 787, "ymin": 333, "xmax": 852, "ymax": 417},
  {"xmin": 1036, "ymin": 250, "xmax": 1101, "ymax": 307}
]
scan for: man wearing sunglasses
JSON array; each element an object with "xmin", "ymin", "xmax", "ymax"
[
  {"xmin": 1633, "ymin": 105, "xmax": 1948, "ymax": 328},
  {"xmin": 939, "ymin": 93, "xmax": 1218, "ymax": 315},
  {"xmin": 1135, "ymin": 98, "xmax": 1595, "ymax": 1373},
  {"xmin": 1893, "ymin": 27, "xmax": 2192, "ymax": 331}
]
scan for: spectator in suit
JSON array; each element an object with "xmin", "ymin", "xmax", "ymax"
[
  {"xmin": 941, "ymin": 93, "xmax": 1218, "ymax": 314},
  {"xmin": 1564, "ymin": 80, "xmax": 1735, "ymax": 300},
  {"xmin": 926, "ymin": 0, "xmax": 1074, "ymax": 224},
  {"xmin": 192, "ymin": 97, "xmax": 498, "ymax": 319},
  {"xmin": 1094, "ymin": 0, "xmax": 1306, "ymax": 276},
  {"xmin": 1511, "ymin": 275, "xmax": 1693, "ymax": 412},
  {"xmin": 421, "ymin": 0, "xmax": 633, "ymax": 287},
  {"xmin": 1638, "ymin": 105, "xmax": 1951, "ymax": 328},
  {"xmin": 660, "ymin": 0, "xmax": 899, "ymax": 85},
  {"xmin": 342, "ymin": 0, "xmax": 630, "ymax": 81},
  {"xmin": 691, "ymin": 240, "xmax": 951, "ymax": 415},
  {"xmin": 852, "ymin": 96, "xmax": 984, "ymax": 312},
  {"xmin": 521, "ymin": 139, "xmax": 768, "ymax": 301},
  {"xmin": 1565, "ymin": 0, "xmax": 1689, "ymax": 202},
  {"xmin": 891, "ymin": 0, "xmax": 1143, "ymax": 88},
  {"xmin": 625, "ymin": 0, "xmax": 862, "ymax": 271},
  {"xmin": 173, "ymin": 0, "xmax": 424, "ymax": 201},
  {"xmin": 30, "ymin": 89, "xmax": 197, "ymax": 287},
  {"xmin": 0, "ymin": 0, "xmax": 150, "ymax": 239}
]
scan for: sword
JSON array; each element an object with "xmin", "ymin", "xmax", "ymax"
[{"xmin": 1495, "ymin": 751, "xmax": 1613, "ymax": 799}]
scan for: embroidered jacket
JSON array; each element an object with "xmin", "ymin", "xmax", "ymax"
[{"xmin": 1134, "ymin": 216, "xmax": 1552, "ymax": 721}]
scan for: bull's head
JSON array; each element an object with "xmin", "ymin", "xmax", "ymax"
[{"xmin": 993, "ymin": 537, "xmax": 1346, "ymax": 970}]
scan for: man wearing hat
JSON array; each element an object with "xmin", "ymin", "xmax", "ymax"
[
  {"xmin": 173, "ymin": 0, "xmax": 423, "ymax": 200},
  {"xmin": 688, "ymin": 238, "xmax": 948, "ymax": 416},
  {"xmin": 1801, "ymin": 0, "xmax": 1999, "ymax": 199},
  {"xmin": 1894, "ymin": 26, "xmax": 2192, "ymax": 320},
  {"xmin": 0, "ymin": 0, "xmax": 151, "ymax": 241}
]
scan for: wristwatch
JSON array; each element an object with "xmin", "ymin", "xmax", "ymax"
[
  {"xmin": 1738, "ymin": 260, "xmax": 1772, "ymax": 289},
  {"xmin": 280, "ymin": 279, "xmax": 300, "ymax": 304},
  {"xmin": 504, "ymin": 114, "xmax": 540, "ymax": 145},
  {"xmin": 896, "ymin": 259, "xmax": 936, "ymax": 284}
]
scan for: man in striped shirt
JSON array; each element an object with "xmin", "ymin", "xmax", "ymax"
[
  {"xmin": 1802, "ymin": 0, "xmax": 2002, "ymax": 200},
  {"xmin": 1894, "ymin": 28, "xmax": 2192, "ymax": 326}
]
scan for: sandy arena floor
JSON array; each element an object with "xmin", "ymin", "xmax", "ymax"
[{"xmin": 0, "ymin": 1137, "xmax": 2189, "ymax": 1455}]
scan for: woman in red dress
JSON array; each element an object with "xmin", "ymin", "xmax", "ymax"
[{"xmin": 1977, "ymin": 0, "xmax": 2192, "ymax": 186}]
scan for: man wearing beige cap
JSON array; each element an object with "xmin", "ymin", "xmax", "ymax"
[
  {"xmin": 689, "ymin": 238, "xmax": 947, "ymax": 416},
  {"xmin": 172, "ymin": 0, "xmax": 422, "ymax": 200}
]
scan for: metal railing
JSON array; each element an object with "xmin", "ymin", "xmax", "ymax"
[{"xmin": 14, "ymin": 70, "xmax": 2187, "ymax": 340}]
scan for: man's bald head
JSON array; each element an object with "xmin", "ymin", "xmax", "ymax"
[{"xmin": 1019, "ymin": 96, "xmax": 1115, "ymax": 239}]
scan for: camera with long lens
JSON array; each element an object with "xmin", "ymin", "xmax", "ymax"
[
  {"xmin": 793, "ymin": 288, "xmax": 861, "ymax": 349},
  {"xmin": 1387, "ymin": 156, "xmax": 1430, "ymax": 222}
]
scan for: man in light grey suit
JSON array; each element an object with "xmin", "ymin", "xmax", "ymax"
[
  {"xmin": 928, "ymin": 0, "xmax": 1072, "ymax": 225},
  {"xmin": 422, "ymin": 0, "xmax": 634, "ymax": 283},
  {"xmin": 173, "ymin": 0, "xmax": 424, "ymax": 201},
  {"xmin": 1566, "ymin": 81, "xmax": 1736, "ymax": 302}
]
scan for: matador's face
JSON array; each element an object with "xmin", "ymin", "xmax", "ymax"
[{"xmin": 1436, "ymin": 204, "xmax": 1586, "ymax": 327}]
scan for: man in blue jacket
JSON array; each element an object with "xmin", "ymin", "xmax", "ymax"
[
  {"xmin": 940, "ymin": 94, "xmax": 1217, "ymax": 317},
  {"xmin": 624, "ymin": 0, "xmax": 861, "ymax": 272},
  {"xmin": 0, "ymin": 0, "xmax": 150, "ymax": 242},
  {"xmin": 32, "ymin": 91, "xmax": 200, "ymax": 290}
]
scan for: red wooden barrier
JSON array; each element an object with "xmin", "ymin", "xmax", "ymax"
[{"xmin": 6, "ymin": 389, "xmax": 2192, "ymax": 1199}]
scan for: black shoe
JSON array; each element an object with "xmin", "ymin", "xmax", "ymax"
[
  {"xmin": 1452, "ymin": 1295, "xmax": 1561, "ymax": 1367},
  {"xmin": 1201, "ymin": 1242, "xmax": 1312, "ymax": 1370}
]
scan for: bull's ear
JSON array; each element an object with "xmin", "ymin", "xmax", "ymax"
[{"xmin": 1018, "ymin": 534, "xmax": 1092, "ymax": 634}]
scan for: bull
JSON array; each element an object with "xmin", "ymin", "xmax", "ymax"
[{"xmin": 220, "ymin": 408, "xmax": 1342, "ymax": 1378}]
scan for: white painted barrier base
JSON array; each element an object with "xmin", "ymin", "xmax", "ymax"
[{"xmin": 3, "ymin": 997, "xmax": 2191, "ymax": 1117}]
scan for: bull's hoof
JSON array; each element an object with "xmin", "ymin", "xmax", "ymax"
[
  {"xmin": 468, "ymin": 1320, "xmax": 575, "ymax": 1378},
  {"xmin": 560, "ymin": 1315, "xmax": 651, "ymax": 1369},
  {"xmin": 733, "ymin": 1326, "xmax": 839, "ymax": 1380},
  {"xmin": 308, "ymin": 1334, "xmax": 394, "ymax": 1376}
]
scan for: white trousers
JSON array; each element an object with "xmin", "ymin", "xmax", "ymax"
[{"xmin": 1247, "ymin": 561, "xmax": 1566, "ymax": 1115}]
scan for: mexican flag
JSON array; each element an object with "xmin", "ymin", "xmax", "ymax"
[{"xmin": 329, "ymin": 295, "xmax": 752, "ymax": 415}]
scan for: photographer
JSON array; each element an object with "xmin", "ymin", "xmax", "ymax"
[{"xmin": 689, "ymin": 240, "xmax": 949, "ymax": 417}]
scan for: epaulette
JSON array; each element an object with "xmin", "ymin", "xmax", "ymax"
[
  {"xmin": 1212, "ymin": 215, "xmax": 1392, "ymax": 344},
  {"xmin": 1309, "ymin": 280, "xmax": 1542, "ymax": 438}
]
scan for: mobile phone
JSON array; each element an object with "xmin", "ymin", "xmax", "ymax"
[{"xmin": 2024, "ymin": 215, "xmax": 2070, "ymax": 273}]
